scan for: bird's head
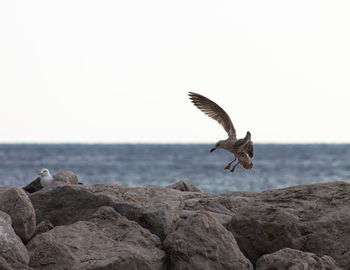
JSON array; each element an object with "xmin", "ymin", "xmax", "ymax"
[
  {"xmin": 38, "ymin": 168, "xmax": 51, "ymax": 178},
  {"xmin": 210, "ymin": 140, "xmax": 225, "ymax": 152}
]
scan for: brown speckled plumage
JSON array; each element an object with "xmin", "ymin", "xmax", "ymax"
[{"xmin": 188, "ymin": 92, "xmax": 254, "ymax": 172}]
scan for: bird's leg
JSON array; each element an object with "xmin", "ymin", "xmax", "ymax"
[
  {"xmin": 224, "ymin": 157, "xmax": 237, "ymax": 170},
  {"xmin": 230, "ymin": 162, "xmax": 240, "ymax": 173}
]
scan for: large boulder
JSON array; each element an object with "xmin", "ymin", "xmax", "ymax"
[
  {"xmin": 167, "ymin": 180, "xmax": 202, "ymax": 192},
  {"xmin": 180, "ymin": 209, "xmax": 232, "ymax": 229},
  {"xmin": 182, "ymin": 191, "xmax": 240, "ymax": 228},
  {"xmin": 30, "ymin": 184, "xmax": 183, "ymax": 240},
  {"xmin": 27, "ymin": 206, "xmax": 166, "ymax": 270},
  {"xmin": 0, "ymin": 254, "xmax": 34, "ymax": 270},
  {"xmin": 179, "ymin": 181, "xmax": 350, "ymax": 268},
  {"xmin": 33, "ymin": 220, "xmax": 54, "ymax": 236},
  {"xmin": 0, "ymin": 211, "xmax": 29, "ymax": 265},
  {"xmin": 183, "ymin": 192, "xmax": 237, "ymax": 216},
  {"xmin": 0, "ymin": 186, "xmax": 36, "ymax": 242},
  {"xmin": 256, "ymin": 248, "xmax": 343, "ymax": 270},
  {"xmin": 225, "ymin": 181, "xmax": 350, "ymax": 269},
  {"xmin": 52, "ymin": 171, "xmax": 79, "ymax": 185},
  {"xmin": 30, "ymin": 185, "xmax": 113, "ymax": 226},
  {"xmin": 164, "ymin": 211, "xmax": 253, "ymax": 270}
]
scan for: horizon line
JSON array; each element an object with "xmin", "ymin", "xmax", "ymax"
[{"xmin": 0, "ymin": 141, "xmax": 349, "ymax": 145}]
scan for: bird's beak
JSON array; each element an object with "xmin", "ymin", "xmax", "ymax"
[
  {"xmin": 38, "ymin": 172, "xmax": 43, "ymax": 175},
  {"xmin": 210, "ymin": 147, "xmax": 216, "ymax": 152}
]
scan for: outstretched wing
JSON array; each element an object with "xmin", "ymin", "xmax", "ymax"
[{"xmin": 188, "ymin": 92, "xmax": 237, "ymax": 140}]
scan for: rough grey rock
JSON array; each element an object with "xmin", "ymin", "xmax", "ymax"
[
  {"xmin": 225, "ymin": 181, "xmax": 350, "ymax": 269},
  {"xmin": 179, "ymin": 181, "xmax": 350, "ymax": 269},
  {"xmin": 181, "ymin": 191, "xmax": 242, "ymax": 228},
  {"xmin": 0, "ymin": 254, "xmax": 34, "ymax": 270},
  {"xmin": 30, "ymin": 184, "xmax": 184, "ymax": 240},
  {"xmin": 184, "ymin": 193, "xmax": 237, "ymax": 216},
  {"xmin": 21, "ymin": 180, "xmax": 350, "ymax": 269},
  {"xmin": 181, "ymin": 210, "xmax": 232, "ymax": 229},
  {"xmin": 52, "ymin": 171, "xmax": 79, "ymax": 185},
  {"xmin": 256, "ymin": 248, "xmax": 343, "ymax": 270},
  {"xmin": 0, "ymin": 211, "xmax": 29, "ymax": 265},
  {"xmin": 27, "ymin": 206, "xmax": 166, "ymax": 270},
  {"xmin": 0, "ymin": 186, "xmax": 36, "ymax": 242},
  {"xmin": 30, "ymin": 185, "xmax": 113, "ymax": 226},
  {"xmin": 33, "ymin": 220, "xmax": 54, "ymax": 236},
  {"xmin": 167, "ymin": 180, "xmax": 202, "ymax": 192},
  {"xmin": 164, "ymin": 211, "xmax": 253, "ymax": 270}
]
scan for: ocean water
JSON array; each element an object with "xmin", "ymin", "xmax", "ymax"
[{"xmin": 0, "ymin": 144, "xmax": 349, "ymax": 194}]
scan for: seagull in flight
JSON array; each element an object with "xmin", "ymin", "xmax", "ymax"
[{"xmin": 188, "ymin": 92, "xmax": 254, "ymax": 173}]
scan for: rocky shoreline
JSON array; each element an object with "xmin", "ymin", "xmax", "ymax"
[{"xmin": 1, "ymin": 179, "xmax": 349, "ymax": 269}]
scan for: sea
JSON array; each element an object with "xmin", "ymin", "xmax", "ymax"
[{"xmin": 0, "ymin": 144, "xmax": 349, "ymax": 194}]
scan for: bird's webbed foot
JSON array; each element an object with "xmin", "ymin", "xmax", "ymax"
[
  {"xmin": 230, "ymin": 162, "xmax": 240, "ymax": 173},
  {"xmin": 224, "ymin": 158, "xmax": 237, "ymax": 170}
]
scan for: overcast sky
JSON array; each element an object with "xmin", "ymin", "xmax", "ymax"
[{"xmin": 1, "ymin": 1, "xmax": 349, "ymax": 143}]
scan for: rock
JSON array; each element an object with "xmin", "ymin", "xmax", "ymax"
[
  {"xmin": 52, "ymin": 171, "xmax": 79, "ymax": 185},
  {"xmin": 30, "ymin": 184, "xmax": 184, "ymax": 240},
  {"xmin": 0, "ymin": 186, "xmax": 36, "ymax": 242},
  {"xmin": 167, "ymin": 180, "xmax": 202, "ymax": 192},
  {"xmin": 118, "ymin": 185, "xmax": 183, "ymax": 240},
  {"xmin": 30, "ymin": 185, "xmax": 114, "ymax": 226},
  {"xmin": 0, "ymin": 254, "xmax": 34, "ymax": 270},
  {"xmin": 164, "ymin": 211, "xmax": 253, "ymax": 270},
  {"xmin": 30, "ymin": 185, "xmax": 109, "ymax": 226},
  {"xmin": 0, "ymin": 211, "xmax": 29, "ymax": 265},
  {"xmin": 256, "ymin": 248, "xmax": 343, "ymax": 270},
  {"xmin": 27, "ymin": 206, "xmax": 166, "ymax": 270},
  {"xmin": 182, "ymin": 191, "xmax": 241, "ymax": 228},
  {"xmin": 184, "ymin": 194, "xmax": 237, "ymax": 216},
  {"xmin": 17, "ymin": 180, "xmax": 350, "ymax": 269},
  {"xmin": 225, "ymin": 181, "xmax": 350, "ymax": 269},
  {"xmin": 33, "ymin": 220, "xmax": 54, "ymax": 236},
  {"xmin": 181, "ymin": 210, "xmax": 232, "ymax": 229},
  {"xmin": 177, "ymin": 181, "xmax": 350, "ymax": 268}
]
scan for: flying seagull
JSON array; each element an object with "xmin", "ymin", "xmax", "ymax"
[{"xmin": 188, "ymin": 92, "xmax": 254, "ymax": 172}]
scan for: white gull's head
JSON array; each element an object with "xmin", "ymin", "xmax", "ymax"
[{"xmin": 38, "ymin": 168, "xmax": 53, "ymax": 187}]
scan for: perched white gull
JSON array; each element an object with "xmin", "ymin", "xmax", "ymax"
[
  {"xmin": 38, "ymin": 168, "xmax": 53, "ymax": 187},
  {"xmin": 38, "ymin": 168, "xmax": 79, "ymax": 187},
  {"xmin": 188, "ymin": 92, "xmax": 254, "ymax": 172}
]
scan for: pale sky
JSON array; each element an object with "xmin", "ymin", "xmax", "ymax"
[{"xmin": 1, "ymin": 0, "xmax": 349, "ymax": 143}]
